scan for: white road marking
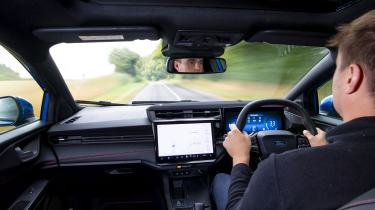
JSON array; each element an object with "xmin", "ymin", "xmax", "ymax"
[{"xmin": 160, "ymin": 83, "xmax": 182, "ymax": 101}]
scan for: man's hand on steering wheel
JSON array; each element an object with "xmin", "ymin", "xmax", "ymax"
[
  {"xmin": 223, "ymin": 124, "xmax": 251, "ymax": 166},
  {"xmin": 303, "ymin": 128, "xmax": 328, "ymax": 147}
]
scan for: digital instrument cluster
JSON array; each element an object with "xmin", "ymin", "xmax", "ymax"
[{"xmin": 225, "ymin": 109, "xmax": 283, "ymax": 133}]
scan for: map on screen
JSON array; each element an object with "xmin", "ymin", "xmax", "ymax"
[{"xmin": 157, "ymin": 123, "xmax": 214, "ymax": 157}]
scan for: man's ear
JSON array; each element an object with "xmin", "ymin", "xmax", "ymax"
[
  {"xmin": 174, "ymin": 61, "xmax": 179, "ymax": 71},
  {"xmin": 345, "ymin": 64, "xmax": 364, "ymax": 94}
]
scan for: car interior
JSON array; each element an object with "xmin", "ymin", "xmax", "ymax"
[{"xmin": 0, "ymin": 0, "xmax": 375, "ymax": 210}]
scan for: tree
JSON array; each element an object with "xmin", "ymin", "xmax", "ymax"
[
  {"xmin": 109, "ymin": 48, "xmax": 140, "ymax": 76},
  {"xmin": 141, "ymin": 43, "xmax": 171, "ymax": 81},
  {"xmin": 0, "ymin": 64, "xmax": 21, "ymax": 80}
]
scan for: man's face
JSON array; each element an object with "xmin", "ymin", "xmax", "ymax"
[
  {"xmin": 174, "ymin": 58, "xmax": 204, "ymax": 73},
  {"xmin": 332, "ymin": 51, "xmax": 346, "ymax": 116}
]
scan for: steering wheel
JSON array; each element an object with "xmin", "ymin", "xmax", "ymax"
[{"xmin": 236, "ymin": 99, "xmax": 317, "ymax": 159}]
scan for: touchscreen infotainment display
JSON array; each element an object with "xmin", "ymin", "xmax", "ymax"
[{"xmin": 155, "ymin": 122, "xmax": 215, "ymax": 163}]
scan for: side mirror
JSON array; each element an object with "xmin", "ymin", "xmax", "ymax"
[
  {"xmin": 0, "ymin": 96, "xmax": 35, "ymax": 126},
  {"xmin": 319, "ymin": 95, "xmax": 340, "ymax": 118},
  {"xmin": 167, "ymin": 57, "xmax": 227, "ymax": 74}
]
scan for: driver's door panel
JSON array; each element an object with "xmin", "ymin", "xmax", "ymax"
[{"xmin": 0, "ymin": 121, "xmax": 51, "ymax": 209}]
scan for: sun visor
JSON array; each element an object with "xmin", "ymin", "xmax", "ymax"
[
  {"xmin": 249, "ymin": 30, "xmax": 331, "ymax": 47},
  {"xmin": 32, "ymin": 27, "xmax": 160, "ymax": 43}
]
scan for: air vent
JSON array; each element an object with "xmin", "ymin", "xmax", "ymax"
[
  {"xmin": 63, "ymin": 116, "xmax": 81, "ymax": 124},
  {"xmin": 81, "ymin": 135, "xmax": 154, "ymax": 143},
  {"xmin": 155, "ymin": 109, "xmax": 221, "ymax": 120},
  {"xmin": 51, "ymin": 134, "xmax": 154, "ymax": 144}
]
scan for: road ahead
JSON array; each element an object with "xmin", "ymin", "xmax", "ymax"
[{"xmin": 131, "ymin": 82, "xmax": 220, "ymax": 102}]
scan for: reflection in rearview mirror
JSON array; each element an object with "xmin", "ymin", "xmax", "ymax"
[{"xmin": 167, "ymin": 57, "xmax": 227, "ymax": 74}]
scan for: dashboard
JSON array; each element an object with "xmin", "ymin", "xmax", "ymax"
[
  {"xmin": 45, "ymin": 101, "xmax": 297, "ymax": 170},
  {"xmin": 38, "ymin": 100, "xmax": 309, "ymax": 210}
]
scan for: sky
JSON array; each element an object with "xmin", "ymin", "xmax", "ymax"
[
  {"xmin": 0, "ymin": 40, "xmax": 160, "ymax": 79},
  {"xmin": 0, "ymin": 45, "xmax": 31, "ymax": 78}
]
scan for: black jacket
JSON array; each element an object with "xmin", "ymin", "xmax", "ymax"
[{"xmin": 226, "ymin": 116, "xmax": 375, "ymax": 210}]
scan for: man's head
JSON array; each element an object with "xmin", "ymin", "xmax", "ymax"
[
  {"xmin": 174, "ymin": 58, "xmax": 204, "ymax": 73},
  {"xmin": 329, "ymin": 10, "xmax": 375, "ymax": 121}
]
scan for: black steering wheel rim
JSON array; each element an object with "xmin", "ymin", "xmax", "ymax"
[{"xmin": 236, "ymin": 99, "xmax": 317, "ymax": 135}]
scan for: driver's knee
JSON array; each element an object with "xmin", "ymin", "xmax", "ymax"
[
  {"xmin": 212, "ymin": 173, "xmax": 231, "ymax": 210},
  {"xmin": 212, "ymin": 173, "xmax": 231, "ymax": 187}
]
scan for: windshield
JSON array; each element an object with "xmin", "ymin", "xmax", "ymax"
[{"xmin": 50, "ymin": 40, "xmax": 328, "ymax": 104}]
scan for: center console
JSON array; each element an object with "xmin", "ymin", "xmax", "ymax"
[
  {"xmin": 148, "ymin": 105, "xmax": 286, "ymax": 210},
  {"xmin": 162, "ymin": 174, "xmax": 212, "ymax": 210},
  {"xmin": 153, "ymin": 119, "xmax": 218, "ymax": 210}
]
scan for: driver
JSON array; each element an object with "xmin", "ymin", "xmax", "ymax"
[
  {"xmin": 212, "ymin": 10, "xmax": 375, "ymax": 210},
  {"xmin": 174, "ymin": 58, "xmax": 204, "ymax": 73}
]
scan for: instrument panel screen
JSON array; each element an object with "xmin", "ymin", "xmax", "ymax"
[{"xmin": 225, "ymin": 111, "xmax": 283, "ymax": 133}]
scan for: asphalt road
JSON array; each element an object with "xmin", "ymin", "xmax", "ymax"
[{"xmin": 131, "ymin": 82, "xmax": 220, "ymax": 102}]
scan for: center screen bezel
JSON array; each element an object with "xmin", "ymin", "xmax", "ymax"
[{"xmin": 153, "ymin": 120, "xmax": 216, "ymax": 164}]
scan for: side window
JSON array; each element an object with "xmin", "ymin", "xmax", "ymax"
[
  {"xmin": 0, "ymin": 45, "xmax": 44, "ymax": 134},
  {"xmin": 318, "ymin": 80, "xmax": 332, "ymax": 103},
  {"xmin": 317, "ymin": 80, "xmax": 341, "ymax": 119}
]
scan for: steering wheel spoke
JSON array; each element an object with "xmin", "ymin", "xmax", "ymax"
[
  {"xmin": 250, "ymin": 135, "xmax": 259, "ymax": 152},
  {"xmin": 297, "ymin": 135, "xmax": 311, "ymax": 148}
]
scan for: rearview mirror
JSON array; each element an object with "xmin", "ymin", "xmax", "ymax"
[{"xmin": 167, "ymin": 57, "xmax": 227, "ymax": 74}]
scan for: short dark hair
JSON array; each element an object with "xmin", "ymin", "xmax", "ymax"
[{"xmin": 328, "ymin": 10, "xmax": 375, "ymax": 91}]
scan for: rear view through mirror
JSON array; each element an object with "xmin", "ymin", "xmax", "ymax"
[{"xmin": 167, "ymin": 57, "xmax": 226, "ymax": 74}]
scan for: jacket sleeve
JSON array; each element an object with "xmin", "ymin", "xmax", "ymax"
[{"xmin": 226, "ymin": 154, "xmax": 282, "ymax": 210}]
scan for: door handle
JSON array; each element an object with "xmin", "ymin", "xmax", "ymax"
[
  {"xmin": 14, "ymin": 137, "xmax": 40, "ymax": 162},
  {"xmin": 15, "ymin": 147, "xmax": 36, "ymax": 162}
]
